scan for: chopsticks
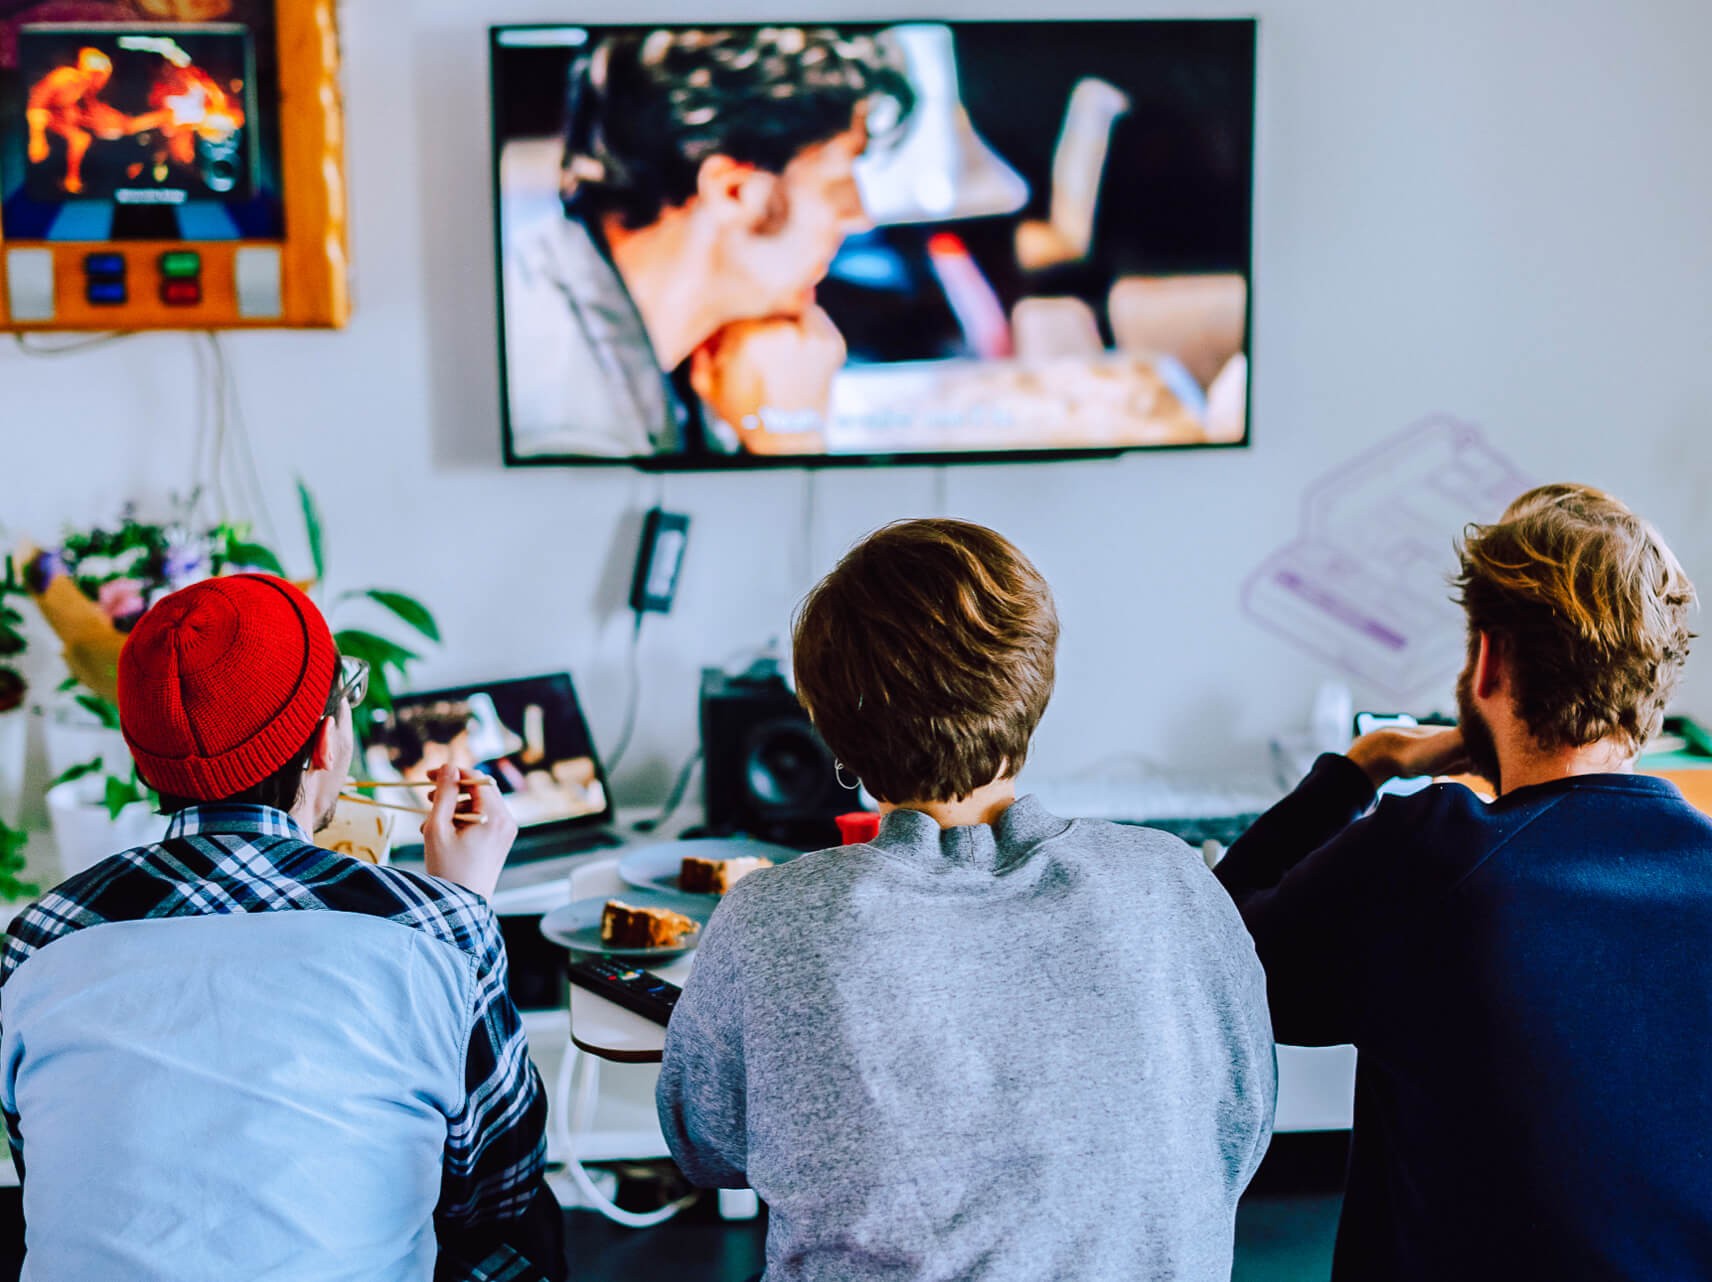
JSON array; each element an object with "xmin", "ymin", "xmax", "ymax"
[
  {"xmin": 347, "ymin": 778, "xmax": 497, "ymax": 789},
  {"xmin": 337, "ymin": 792, "xmax": 489, "ymax": 826}
]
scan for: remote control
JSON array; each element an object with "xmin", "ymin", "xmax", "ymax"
[{"xmin": 568, "ymin": 957, "xmax": 682, "ymax": 1026}]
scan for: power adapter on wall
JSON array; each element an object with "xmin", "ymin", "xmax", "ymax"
[{"xmin": 629, "ymin": 508, "xmax": 691, "ymax": 615}]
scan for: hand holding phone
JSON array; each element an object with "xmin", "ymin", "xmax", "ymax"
[{"xmin": 1348, "ymin": 715, "xmax": 1471, "ymax": 790}]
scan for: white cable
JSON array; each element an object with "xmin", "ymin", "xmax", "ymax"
[
  {"xmin": 205, "ymin": 334, "xmax": 232, "ymax": 522},
  {"xmin": 187, "ymin": 335, "xmax": 213, "ymax": 525},
  {"xmin": 10, "ymin": 331, "xmax": 129, "ymax": 356},
  {"xmin": 571, "ymin": 1046, "xmax": 601, "ymax": 1136},
  {"xmin": 561, "ymin": 1148, "xmax": 693, "ymax": 1230},
  {"xmin": 552, "ymin": 1041, "xmax": 692, "ymax": 1229},
  {"xmin": 632, "ymin": 751, "xmax": 701, "ymax": 834},
  {"xmin": 211, "ymin": 333, "xmax": 280, "ymax": 548},
  {"xmin": 603, "ymin": 613, "xmax": 646, "ymax": 774},
  {"xmin": 549, "ymin": 1040, "xmax": 577, "ymax": 1159}
]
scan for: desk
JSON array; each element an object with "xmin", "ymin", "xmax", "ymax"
[{"xmin": 1646, "ymin": 766, "xmax": 1712, "ymax": 815}]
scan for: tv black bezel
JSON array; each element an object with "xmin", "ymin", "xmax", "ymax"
[{"xmin": 487, "ymin": 17, "xmax": 1257, "ymax": 473}]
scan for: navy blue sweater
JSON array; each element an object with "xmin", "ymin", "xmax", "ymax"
[{"xmin": 1216, "ymin": 754, "xmax": 1712, "ymax": 1280}]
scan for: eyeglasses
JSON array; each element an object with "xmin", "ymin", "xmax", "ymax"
[{"xmin": 324, "ymin": 655, "xmax": 370, "ymax": 717}]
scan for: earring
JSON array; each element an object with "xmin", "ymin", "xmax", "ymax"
[{"xmin": 835, "ymin": 761, "xmax": 862, "ymax": 792}]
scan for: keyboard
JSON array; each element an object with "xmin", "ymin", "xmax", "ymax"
[
  {"xmin": 1028, "ymin": 761, "xmax": 1280, "ymax": 849},
  {"xmin": 1120, "ymin": 813, "xmax": 1262, "ymax": 849},
  {"xmin": 512, "ymin": 826, "xmax": 624, "ymax": 863}
]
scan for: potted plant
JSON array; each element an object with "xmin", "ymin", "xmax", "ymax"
[
  {"xmin": 28, "ymin": 484, "xmax": 439, "ymax": 877},
  {"xmin": 0, "ymin": 555, "xmax": 41, "ymax": 901}
]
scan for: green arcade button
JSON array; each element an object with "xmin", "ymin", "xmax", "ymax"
[{"xmin": 159, "ymin": 251, "xmax": 202, "ymax": 280}]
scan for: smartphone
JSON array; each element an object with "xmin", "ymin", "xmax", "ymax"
[{"xmin": 1355, "ymin": 711, "xmax": 1418, "ymax": 737}]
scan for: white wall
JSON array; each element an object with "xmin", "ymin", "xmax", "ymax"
[{"xmin": 5, "ymin": 0, "xmax": 1712, "ymax": 807}]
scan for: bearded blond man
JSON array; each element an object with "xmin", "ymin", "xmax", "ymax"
[{"xmin": 1217, "ymin": 483, "xmax": 1705, "ymax": 1280}]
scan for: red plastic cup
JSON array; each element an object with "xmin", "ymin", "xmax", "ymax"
[{"xmin": 835, "ymin": 811, "xmax": 882, "ymax": 845}]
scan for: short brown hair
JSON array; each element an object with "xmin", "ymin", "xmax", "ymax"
[
  {"xmin": 792, "ymin": 520, "xmax": 1059, "ymax": 804},
  {"xmin": 1455, "ymin": 483, "xmax": 1695, "ymax": 754}
]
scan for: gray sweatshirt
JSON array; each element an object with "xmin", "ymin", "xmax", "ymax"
[{"xmin": 656, "ymin": 797, "xmax": 1276, "ymax": 1281}]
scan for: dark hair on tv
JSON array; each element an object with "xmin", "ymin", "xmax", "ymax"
[{"xmin": 561, "ymin": 27, "xmax": 914, "ymax": 230}]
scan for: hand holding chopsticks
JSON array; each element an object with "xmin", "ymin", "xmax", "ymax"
[
  {"xmin": 418, "ymin": 763, "xmax": 519, "ymax": 900},
  {"xmin": 340, "ymin": 773, "xmax": 495, "ymax": 826}
]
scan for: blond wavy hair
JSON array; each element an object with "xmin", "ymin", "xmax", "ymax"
[{"xmin": 1455, "ymin": 484, "xmax": 1696, "ymax": 753}]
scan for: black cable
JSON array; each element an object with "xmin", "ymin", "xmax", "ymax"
[
  {"xmin": 632, "ymin": 750, "xmax": 703, "ymax": 834},
  {"xmin": 602, "ymin": 611, "xmax": 646, "ymax": 774}
]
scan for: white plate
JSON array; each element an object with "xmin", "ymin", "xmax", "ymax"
[
  {"xmin": 540, "ymin": 890, "xmax": 715, "ymax": 960},
  {"xmin": 618, "ymin": 836, "xmax": 799, "ymax": 897}
]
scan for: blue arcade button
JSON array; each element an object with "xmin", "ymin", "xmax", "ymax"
[{"xmin": 86, "ymin": 279, "xmax": 128, "ymax": 306}]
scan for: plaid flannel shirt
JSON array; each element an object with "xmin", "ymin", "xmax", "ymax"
[{"xmin": 1, "ymin": 805, "xmax": 556, "ymax": 1282}]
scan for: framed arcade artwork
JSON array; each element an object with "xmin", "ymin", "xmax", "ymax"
[{"xmin": 0, "ymin": 0, "xmax": 348, "ymax": 329}]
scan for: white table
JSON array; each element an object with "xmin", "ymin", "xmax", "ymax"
[
  {"xmin": 560, "ymin": 857, "xmax": 688, "ymax": 1065},
  {"xmin": 568, "ymin": 959, "xmax": 687, "ymax": 1063}
]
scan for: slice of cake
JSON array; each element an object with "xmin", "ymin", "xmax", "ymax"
[
  {"xmin": 601, "ymin": 900, "xmax": 700, "ymax": 949},
  {"xmin": 680, "ymin": 854, "xmax": 774, "ymax": 895}
]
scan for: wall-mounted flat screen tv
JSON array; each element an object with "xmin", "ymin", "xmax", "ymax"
[{"xmin": 491, "ymin": 20, "xmax": 1255, "ymax": 469}]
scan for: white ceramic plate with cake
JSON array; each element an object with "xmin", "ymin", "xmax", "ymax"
[
  {"xmin": 618, "ymin": 836, "xmax": 800, "ymax": 898},
  {"xmin": 541, "ymin": 890, "xmax": 715, "ymax": 960}
]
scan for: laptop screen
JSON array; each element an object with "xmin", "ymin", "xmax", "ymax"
[{"xmin": 362, "ymin": 673, "xmax": 613, "ymax": 854}]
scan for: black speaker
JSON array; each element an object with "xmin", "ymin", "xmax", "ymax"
[{"xmin": 700, "ymin": 661, "xmax": 845, "ymax": 849}]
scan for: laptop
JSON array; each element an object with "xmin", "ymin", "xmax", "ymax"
[{"xmin": 366, "ymin": 672, "xmax": 624, "ymax": 867}]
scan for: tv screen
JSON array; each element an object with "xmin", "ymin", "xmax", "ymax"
[{"xmin": 490, "ymin": 20, "xmax": 1255, "ymax": 469}]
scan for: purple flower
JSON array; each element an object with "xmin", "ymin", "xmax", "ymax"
[
  {"xmin": 163, "ymin": 542, "xmax": 207, "ymax": 590},
  {"xmin": 24, "ymin": 550, "xmax": 62, "ymax": 594}
]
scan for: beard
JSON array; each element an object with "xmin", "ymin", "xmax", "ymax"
[{"xmin": 1456, "ymin": 665, "xmax": 1502, "ymax": 792}]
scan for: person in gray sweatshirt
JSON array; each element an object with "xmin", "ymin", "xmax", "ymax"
[{"xmin": 657, "ymin": 518, "xmax": 1275, "ymax": 1281}]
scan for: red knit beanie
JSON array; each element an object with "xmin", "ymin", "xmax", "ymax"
[{"xmin": 118, "ymin": 574, "xmax": 339, "ymax": 801}]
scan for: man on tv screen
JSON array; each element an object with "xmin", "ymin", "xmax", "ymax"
[
  {"xmin": 21, "ymin": 30, "xmax": 252, "ymax": 202},
  {"xmin": 24, "ymin": 45, "xmax": 124, "ymax": 196},
  {"xmin": 502, "ymin": 27, "xmax": 913, "ymax": 459}
]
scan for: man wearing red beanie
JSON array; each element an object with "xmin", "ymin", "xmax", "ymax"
[{"xmin": 0, "ymin": 576, "xmax": 565, "ymax": 1282}]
